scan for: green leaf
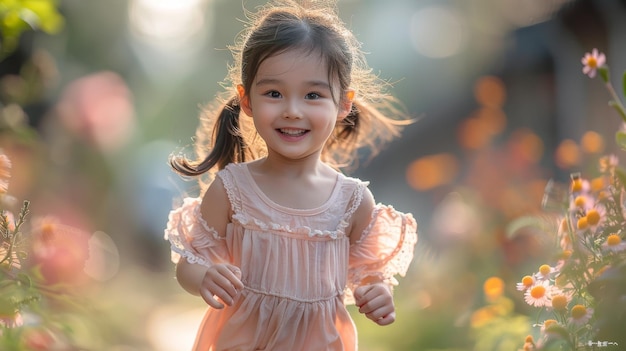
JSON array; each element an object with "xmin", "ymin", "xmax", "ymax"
[
  {"xmin": 616, "ymin": 130, "xmax": 626, "ymax": 150},
  {"xmin": 0, "ymin": 0, "xmax": 64, "ymax": 59},
  {"xmin": 17, "ymin": 272, "xmax": 33, "ymax": 288},
  {"xmin": 22, "ymin": 0, "xmax": 65, "ymax": 34},
  {"xmin": 599, "ymin": 66, "xmax": 610, "ymax": 83}
]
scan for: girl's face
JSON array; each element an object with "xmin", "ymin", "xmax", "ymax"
[{"xmin": 239, "ymin": 48, "xmax": 352, "ymax": 163}]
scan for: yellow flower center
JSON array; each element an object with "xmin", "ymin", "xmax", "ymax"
[
  {"xmin": 543, "ymin": 319, "xmax": 557, "ymax": 329},
  {"xmin": 607, "ymin": 234, "xmax": 621, "ymax": 246},
  {"xmin": 571, "ymin": 304, "xmax": 587, "ymax": 319},
  {"xmin": 574, "ymin": 196, "xmax": 586, "ymax": 207},
  {"xmin": 587, "ymin": 57, "xmax": 598, "ymax": 68},
  {"xmin": 522, "ymin": 275, "xmax": 534, "ymax": 288},
  {"xmin": 577, "ymin": 217, "xmax": 588, "ymax": 230},
  {"xmin": 586, "ymin": 209, "xmax": 600, "ymax": 225},
  {"xmin": 561, "ymin": 250, "xmax": 572, "ymax": 259},
  {"xmin": 571, "ymin": 179, "xmax": 583, "ymax": 192},
  {"xmin": 539, "ymin": 264, "xmax": 551, "ymax": 276},
  {"xmin": 525, "ymin": 335, "xmax": 534, "ymax": 343},
  {"xmin": 551, "ymin": 295, "xmax": 568, "ymax": 311},
  {"xmin": 530, "ymin": 285, "xmax": 546, "ymax": 299},
  {"xmin": 590, "ymin": 177, "xmax": 605, "ymax": 192}
]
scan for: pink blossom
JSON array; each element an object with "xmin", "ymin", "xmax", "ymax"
[{"xmin": 581, "ymin": 49, "xmax": 606, "ymax": 78}]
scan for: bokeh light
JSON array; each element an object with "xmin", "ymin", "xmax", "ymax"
[
  {"xmin": 580, "ymin": 130, "xmax": 605, "ymax": 154},
  {"xmin": 474, "ymin": 76, "xmax": 506, "ymax": 109},
  {"xmin": 555, "ymin": 139, "xmax": 581, "ymax": 169},
  {"xmin": 54, "ymin": 71, "xmax": 136, "ymax": 154},
  {"xmin": 410, "ymin": 5, "xmax": 466, "ymax": 58},
  {"xmin": 406, "ymin": 153, "xmax": 459, "ymax": 191},
  {"xmin": 507, "ymin": 128, "xmax": 544, "ymax": 165}
]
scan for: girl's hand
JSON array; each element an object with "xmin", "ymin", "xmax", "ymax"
[
  {"xmin": 200, "ymin": 264, "xmax": 244, "ymax": 309},
  {"xmin": 353, "ymin": 283, "xmax": 395, "ymax": 326}
]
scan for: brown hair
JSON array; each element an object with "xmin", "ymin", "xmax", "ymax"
[{"xmin": 170, "ymin": 0, "xmax": 412, "ymax": 190}]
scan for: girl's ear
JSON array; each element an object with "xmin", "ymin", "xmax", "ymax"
[
  {"xmin": 338, "ymin": 90, "xmax": 355, "ymax": 120},
  {"xmin": 237, "ymin": 85, "xmax": 253, "ymax": 116}
]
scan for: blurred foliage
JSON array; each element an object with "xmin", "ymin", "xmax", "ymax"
[{"xmin": 0, "ymin": 0, "xmax": 64, "ymax": 61}]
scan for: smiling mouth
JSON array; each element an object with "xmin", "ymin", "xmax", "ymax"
[{"xmin": 278, "ymin": 128, "xmax": 308, "ymax": 136}]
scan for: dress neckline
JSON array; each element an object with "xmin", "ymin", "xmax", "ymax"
[{"xmin": 240, "ymin": 162, "xmax": 344, "ymax": 215}]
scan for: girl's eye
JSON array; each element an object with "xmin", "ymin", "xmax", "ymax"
[
  {"xmin": 305, "ymin": 92, "xmax": 321, "ymax": 99},
  {"xmin": 264, "ymin": 91, "xmax": 281, "ymax": 98}
]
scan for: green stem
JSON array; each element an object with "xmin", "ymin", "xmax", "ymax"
[
  {"xmin": 0, "ymin": 201, "xmax": 30, "ymax": 266},
  {"xmin": 605, "ymin": 82, "xmax": 626, "ymax": 123}
]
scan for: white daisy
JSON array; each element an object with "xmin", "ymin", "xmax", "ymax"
[
  {"xmin": 602, "ymin": 234, "xmax": 626, "ymax": 253},
  {"xmin": 524, "ymin": 280, "xmax": 560, "ymax": 308},
  {"xmin": 568, "ymin": 304, "xmax": 593, "ymax": 327}
]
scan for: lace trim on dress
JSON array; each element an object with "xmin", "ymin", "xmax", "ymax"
[
  {"xmin": 170, "ymin": 245, "xmax": 211, "ymax": 267},
  {"xmin": 164, "ymin": 197, "xmax": 225, "ymax": 267},
  {"xmin": 335, "ymin": 181, "xmax": 367, "ymax": 234},
  {"xmin": 218, "ymin": 169, "xmax": 242, "ymax": 215},
  {"xmin": 231, "ymin": 212, "xmax": 343, "ymax": 239}
]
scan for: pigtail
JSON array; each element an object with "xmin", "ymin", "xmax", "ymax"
[
  {"xmin": 169, "ymin": 97, "xmax": 247, "ymax": 177},
  {"xmin": 325, "ymin": 97, "xmax": 412, "ymax": 172}
]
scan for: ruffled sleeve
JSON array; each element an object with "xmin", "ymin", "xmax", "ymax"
[
  {"xmin": 164, "ymin": 197, "xmax": 229, "ymax": 267},
  {"xmin": 345, "ymin": 204, "xmax": 418, "ymax": 305}
]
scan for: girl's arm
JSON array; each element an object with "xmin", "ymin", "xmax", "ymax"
[
  {"xmin": 348, "ymin": 189, "xmax": 396, "ymax": 325},
  {"xmin": 348, "ymin": 187, "xmax": 375, "ymax": 246},
  {"xmin": 175, "ymin": 176, "xmax": 243, "ymax": 308}
]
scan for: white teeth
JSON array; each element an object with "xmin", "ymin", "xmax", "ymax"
[{"xmin": 279, "ymin": 128, "xmax": 306, "ymax": 136}]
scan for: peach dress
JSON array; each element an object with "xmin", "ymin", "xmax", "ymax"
[{"xmin": 165, "ymin": 162, "xmax": 417, "ymax": 351}]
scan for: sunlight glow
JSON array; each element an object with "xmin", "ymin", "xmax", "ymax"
[
  {"xmin": 410, "ymin": 5, "xmax": 466, "ymax": 58},
  {"xmin": 147, "ymin": 306, "xmax": 206, "ymax": 351},
  {"xmin": 128, "ymin": 0, "xmax": 209, "ymax": 48}
]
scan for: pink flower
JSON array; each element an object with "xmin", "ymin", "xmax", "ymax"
[
  {"xmin": 55, "ymin": 71, "xmax": 135, "ymax": 154},
  {"xmin": 581, "ymin": 49, "xmax": 606, "ymax": 78}
]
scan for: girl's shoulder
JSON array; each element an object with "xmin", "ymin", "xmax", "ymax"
[
  {"xmin": 338, "ymin": 172, "xmax": 370, "ymax": 192},
  {"xmin": 214, "ymin": 162, "xmax": 248, "ymax": 186}
]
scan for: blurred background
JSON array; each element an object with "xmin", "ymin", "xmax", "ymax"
[{"xmin": 1, "ymin": 0, "xmax": 625, "ymax": 350}]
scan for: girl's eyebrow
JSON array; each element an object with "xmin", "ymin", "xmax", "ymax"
[{"xmin": 255, "ymin": 78, "xmax": 331, "ymax": 90}]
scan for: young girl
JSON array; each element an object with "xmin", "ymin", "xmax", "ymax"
[{"xmin": 165, "ymin": 1, "xmax": 418, "ymax": 350}]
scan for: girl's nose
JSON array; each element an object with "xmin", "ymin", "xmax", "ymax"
[{"xmin": 283, "ymin": 99, "xmax": 303, "ymax": 119}]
